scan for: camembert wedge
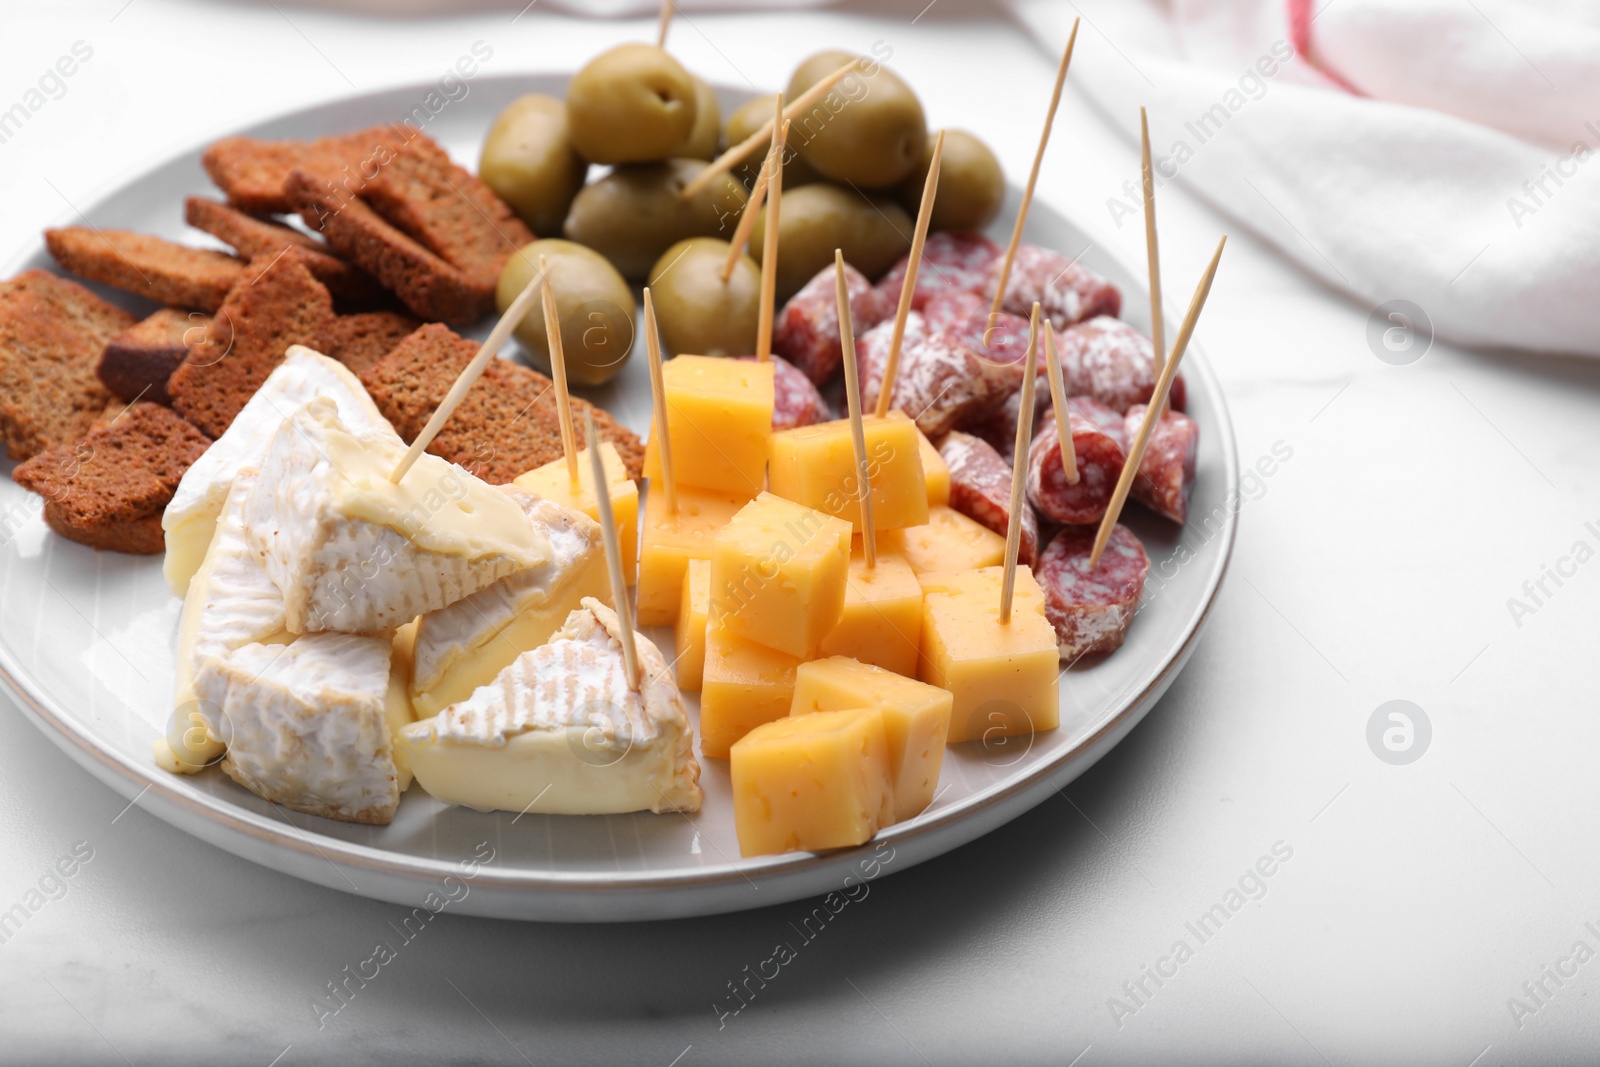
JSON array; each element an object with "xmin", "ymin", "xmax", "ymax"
[
  {"xmin": 243, "ymin": 399, "xmax": 550, "ymax": 634},
  {"xmin": 400, "ymin": 599, "xmax": 702, "ymax": 815}
]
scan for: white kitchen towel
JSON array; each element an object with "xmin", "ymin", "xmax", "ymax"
[{"xmin": 1007, "ymin": 0, "xmax": 1600, "ymax": 357}]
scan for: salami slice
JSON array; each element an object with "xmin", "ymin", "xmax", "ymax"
[
  {"xmin": 938, "ymin": 430, "xmax": 1039, "ymax": 566},
  {"xmin": 1035, "ymin": 524, "xmax": 1149, "ymax": 661},
  {"xmin": 859, "ymin": 312, "xmax": 1017, "ymax": 439},
  {"xmin": 773, "ymin": 261, "xmax": 888, "ymax": 385},
  {"xmin": 1125, "ymin": 404, "xmax": 1198, "ymax": 524},
  {"xmin": 1025, "ymin": 402, "xmax": 1129, "ymax": 526},
  {"xmin": 874, "ymin": 231, "xmax": 1001, "ymax": 312},
  {"xmin": 964, "ymin": 384, "xmax": 1051, "ymax": 462},
  {"xmin": 923, "ymin": 289, "xmax": 1032, "ymax": 370},
  {"xmin": 984, "ymin": 244, "xmax": 1121, "ymax": 331},
  {"xmin": 1057, "ymin": 316, "xmax": 1188, "ymax": 413},
  {"xmin": 740, "ymin": 354, "xmax": 831, "ymax": 430}
]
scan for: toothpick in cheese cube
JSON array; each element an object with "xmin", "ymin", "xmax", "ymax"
[
  {"xmin": 513, "ymin": 442, "xmax": 639, "ymax": 585},
  {"xmin": 642, "ymin": 354, "xmax": 773, "ymax": 497},
  {"xmin": 636, "ymin": 483, "xmax": 746, "ymax": 626},
  {"xmin": 877, "ymin": 504, "xmax": 1006, "ymax": 575},
  {"xmin": 817, "ymin": 549, "xmax": 922, "ymax": 677},
  {"xmin": 766, "ymin": 411, "xmax": 928, "ymax": 533}
]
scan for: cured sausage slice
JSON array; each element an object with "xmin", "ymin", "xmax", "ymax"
[
  {"xmin": 740, "ymin": 354, "xmax": 831, "ymax": 430},
  {"xmin": 938, "ymin": 430, "xmax": 1039, "ymax": 566},
  {"xmin": 984, "ymin": 244, "xmax": 1120, "ymax": 331},
  {"xmin": 1025, "ymin": 398, "xmax": 1129, "ymax": 526},
  {"xmin": 1057, "ymin": 316, "xmax": 1188, "ymax": 414},
  {"xmin": 773, "ymin": 262, "xmax": 887, "ymax": 385},
  {"xmin": 1125, "ymin": 404, "xmax": 1198, "ymax": 524},
  {"xmin": 1034, "ymin": 524, "xmax": 1149, "ymax": 661},
  {"xmin": 858, "ymin": 312, "xmax": 1017, "ymax": 439},
  {"xmin": 873, "ymin": 231, "xmax": 1001, "ymax": 312}
]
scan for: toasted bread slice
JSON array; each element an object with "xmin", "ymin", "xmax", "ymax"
[
  {"xmin": 360, "ymin": 323, "xmax": 644, "ymax": 484},
  {"xmin": 321, "ymin": 310, "xmax": 422, "ymax": 375},
  {"xmin": 286, "ymin": 169, "xmax": 490, "ymax": 324},
  {"xmin": 360, "ymin": 136, "xmax": 533, "ymax": 292},
  {"xmin": 168, "ymin": 251, "xmax": 336, "ymax": 437},
  {"xmin": 201, "ymin": 126, "xmax": 408, "ymax": 215},
  {"xmin": 0, "ymin": 270, "xmax": 131, "ymax": 461},
  {"xmin": 44, "ymin": 228, "xmax": 245, "ymax": 313},
  {"xmin": 12, "ymin": 401, "xmax": 210, "ymax": 554},
  {"xmin": 183, "ymin": 196, "xmax": 386, "ymax": 305},
  {"xmin": 98, "ymin": 308, "xmax": 205, "ymax": 405}
]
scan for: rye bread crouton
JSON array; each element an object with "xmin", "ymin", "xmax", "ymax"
[
  {"xmin": 98, "ymin": 308, "xmax": 205, "ymax": 405},
  {"xmin": 168, "ymin": 251, "xmax": 336, "ymax": 437},
  {"xmin": 201, "ymin": 125, "xmax": 408, "ymax": 215},
  {"xmin": 360, "ymin": 323, "xmax": 644, "ymax": 485},
  {"xmin": 360, "ymin": 136, "xmax": 533, "ymax": 292},
  {"xmin": 321, "ymin": 311, "xmax": 421, "ymax": 375},
  {"xmin": 183, "ymin": 196, "xmax": 386, "ymax": 305},
  {"xmin": 0, "ymin": 270, "xmax": 131, "ymax": 461},
  {"xmin": 44, "ymin": 228, "xmax": 245, "ymax": 313},
  {"xmin": 11, "ymin": 401, "xmax": 211, "ymax": 554}
]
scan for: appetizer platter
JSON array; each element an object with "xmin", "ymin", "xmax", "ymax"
[{"xmin": 0, "ymin": 19, "xmax": 1238, "ymax": 921}]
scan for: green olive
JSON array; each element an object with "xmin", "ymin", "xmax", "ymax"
[
  {"xmin": 563, "ymin": 159, "xmax": 748, "ymax": 282},
  {"xmin": 497, "ymin": 239, "xmax": 635, "ymax": 387},
  {"xmin": 725, "ymin": 93, "xmax": 821, "ymax": 191},
  {"xmin": 565, "ymin": 43, "xmax": 698, "ymax": 164},
  {"xmin": 748, "ymin": 183, "xmax": 912, "ymax": 302},
  {"xmin": 786, "ymin": 50, "xmax": 926, "ymax": 189},
  {"xmin": 674, "ymin": 75, "xmax": 722, "ymax": 161},
  {"xmin": 478, "ymin": 94, "xmax": 589, "ymax": 236},
  {"xmin": 646, "ymin": 237, "xmax": 760, "ymax": 357},
  {"xmin": 898, "ymin": 129, "xmax": 1005, "ymax": 232}
]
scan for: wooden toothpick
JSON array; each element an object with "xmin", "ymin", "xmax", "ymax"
[
  {"xmin": 642, "ymin": 287, "xmax": 677, "ymax": 516},
  {"xmin": 390, "ymin": 261, "xmax": 544, "ymax": 483},
  {"xmin": 1089, "ymin": 235, "xmax": 1227, "ymax": 569},
  {"xmin": 680, "ymin": 59, "xmax": 857, "ymax": 200},
  {"xmin": 587, "ymin": 408, "xmax": 641, "ymax": 692},
  {"xmin": 875, "ymin": 128, "xmax": 944, "ymax": 419},
  {"xmin": 987, "ymin": 18, "xmax": 1080, "ymax": 336},
  {"xmin": 1140, "ymin": 106, "xmax": 1165, "ymax": 388},
  {"xmin": 1043, "ymin": 321, "xmax": 1077, "ymax": 485},
  {"xmin": 540, "ymin": 254, "xmax": 580, "ymax": 489},
  {"xmin": 721, "ymin": 120, "xmax": 789, "ymax": 284},
  {"xmin": 1000, "ymin": 302, "xmax": 1042, "ymax": 625},
  {"xmin": 755, "ymin": 91, "xmax": 786, "ymax": 363},
  {"xmin": 656, "ymin": 0, "xmax": 673, "ymax": 48},
  {"xmin": 835, "ymin": 249, "xmax": 875, "ymax": 570}
]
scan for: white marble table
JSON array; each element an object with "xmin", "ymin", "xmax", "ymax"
[{"xmin": 3, "ymin": 2, "xmax": 1597, "ymax": 1063}]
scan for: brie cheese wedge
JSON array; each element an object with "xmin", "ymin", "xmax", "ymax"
[
  {"xmin": 162, "ymin": 346, "xmax": 394, "ymax": 597},
  {"xmin": 409, "ymin": 487, "xmax": 610, "ymax": 720},
  {"xmin": 244, "ymin": 399, "xmax": 551, "ymax": 634},
  {"xmin": 193, "ymin": 632, "xmax": 402, "ymax": 825},
  {"xmin": 400, "ymin": 599, "xmax": 703, "ymax": 816}
]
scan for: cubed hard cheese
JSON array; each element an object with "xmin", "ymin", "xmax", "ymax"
[
  {"xmin": 766, "ymin": 411, "xmax": 928, "ymax": 533},
  {"xmin": 731, "ymin": 707, "xmax": 895, "ymax": 857},
  {"xmin": 918, "ymin": 566, "xmax": 1059, "ymax": 744},
  {"xmin": 791, "ymin": 656, "xmax": 952, "ymax": 822},
  {"xmin": 878, "ymin": 505, "xmax": 1005, "ymax": 575},
  {"xmin": 917, "ymin": 425, "xmax": 950, "ymax": 507},
  {"xmin": 636, "ymin": 484, "xmax": 745, "ymax": 626},
  {"xmin": 643, "ymin": 354, "xmax": 773, "ymax": 497},
  {"xmin": 699, "ymin": 617, "xmax": 801, "ymax": 758},
  {"xmin": 675, "ymin": 558, "xmax": 711, "ymax": 691},
  {"xmin": 817, "ymin": 550, "xmax": 922, "ymax": 677},
  {"xmin": 513, "ymin": 442, "xmax": 638, "ymax": 585},
  {"xmin": 711, "ymin": 492, "xmax": 851, "ymax": 659}
]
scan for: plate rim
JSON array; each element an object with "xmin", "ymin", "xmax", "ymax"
[{"xmin": 0, "ymin": 72, "xmax": 1240, "ymax": 913}]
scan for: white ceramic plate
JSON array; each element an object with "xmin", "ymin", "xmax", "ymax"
[{"xmin": 0, "ymin": 75, "xmax": 1237, "ymax": 921}]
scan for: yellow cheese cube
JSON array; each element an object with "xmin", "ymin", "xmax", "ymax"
[
  {"xmin": 711, "ymin": 492, "xmax": 851, "ymax": 659},
  {"xmin": 766, "ymin": 411, "xmax": 928, "ymax": 533},
  {"xmin": 699, "ymin": 617, "xmax": 801, "ymax": 758},
  {"xmin": 636, "ymin": 484, "xmax": 745, "ymax": 626},
  {"xmin": 817, "ymin": 550, "xmax": 922, "ymax": 677},
  {"xmin": 675, "ymin": 558, "xmax": 711, "ymax": 691},
  {"xmin": 512, "ymin": 443, "xmax": 638, "ymax": 585},
  {"xmin": 791, "ymin": 656, "xmax": 952, "ymax": 822},
  {"xmin": 643, "ymin": 355, "xmax": 773, "ymax": 497},
  {"xmin": 731, "ymin": 707, "xmax": 895, "ymax": 857},
  {"xmin": 915, "ymin": 424, "xmax": 949, "ymax": 506},
  {"xmin": 877, "ymin": 505, "xmax": 1005, "ymax": 575},
  {"xmin": 918, "ymin": 566, "xmax": 1059, "ymax": 744}
]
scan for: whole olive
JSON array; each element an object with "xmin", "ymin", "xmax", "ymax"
[
  {"xmin": 563, "ymin": 159, "xmax": 748, "ymax": 282},
  {"xmin": 674, "ymin": 75, "xmax": 722, "ymax": 161},
  {"xmin": 724, "ymin": 93, "xmax": 821, "ymax": 191},
  {"xmin": 646, "ymin": 237, "xmax": 760, "ymax": 357},
  {"xmin": 565, "ymin": 44, "xmax": 697, "ymax": 165},
  {"xmin": 897, "ymin": 128, "xmax": 1005, "ymax": 232},
  {"xmin": 748, "ymin": 183, "xmax": 912, "ymax": 302},
  {"xmin": 786, "ymin": 50, "xmax": 926, "ymax": 189},
  {"xmin": 478, "ymin": 94, "xmax": 589, "ymax": 236},
  {"xmin": 497, "ymin": 239, "xmax": 636, "ymax": 386}
]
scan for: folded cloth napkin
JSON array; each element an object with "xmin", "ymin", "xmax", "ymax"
[{"xmin": 1008, "ymin": 0, "xmax": 1600, "ymax": 357}]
